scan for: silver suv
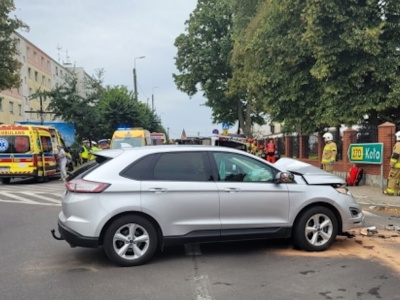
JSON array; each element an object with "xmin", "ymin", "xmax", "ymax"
[{"xmin": 52, "ymin": 145, "xmax": 364, "ymax": 267}]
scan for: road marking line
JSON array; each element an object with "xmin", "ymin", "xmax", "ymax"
[
  {"xmin": 0, "ymin": 192, "xmax": 60, "ymax": 206},
  {"xmin": 193, "ymin": 275, "xmax": 214, "ymax": 300},
  {"xmin": 0, "ymin": 192, "xmax": 36, "ymax": 204},
  {"xmin": 19, "ymin": 192, "xmax": 61, "ymax": 204}
]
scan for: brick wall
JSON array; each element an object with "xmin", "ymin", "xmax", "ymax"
[{"xmin": 289, "ymin": 122, "xmax": 396, "ymax": 187}]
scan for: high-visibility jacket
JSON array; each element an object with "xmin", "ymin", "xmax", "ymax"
[
  {"xmin": 321, "ymin": 141, "xmax": 337, "ymax": 164},
  {"xmin": 80, "ymin": 146, "xmax": 89, "ymax": 159},
  {"xmin": 89, "ymin": 146, "xmax": 101, "ymax": 160},
  {"xmin": 390, "ymin": 142, "xmax": 400, "ymax": 168}
]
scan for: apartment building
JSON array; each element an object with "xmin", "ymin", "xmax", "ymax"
[{"xmin": 0, "ymin": 32, "xmax": 89, "ymax": 125}]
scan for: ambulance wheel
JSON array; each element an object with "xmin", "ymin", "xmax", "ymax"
[
  {"xmin": 36, "ymin": 176, "xmax": 46, "ymax": 183},
  {"xmin": 2, "ymin": 178, "xmax": 11, "ymax": 184}
]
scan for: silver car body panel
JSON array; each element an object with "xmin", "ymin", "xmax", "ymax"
[{"xmin": 58, "ymin": 146, "xmax": 363, "ymax": 242}]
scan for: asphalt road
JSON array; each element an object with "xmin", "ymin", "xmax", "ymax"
[{"xmin": 0, "ymin": 179, "xmax": 399, "ymax": 300}]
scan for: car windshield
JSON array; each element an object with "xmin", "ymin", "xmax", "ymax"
[{"xmin": 111, "ymin": 138, "xmax": 143, "ymax": 149}]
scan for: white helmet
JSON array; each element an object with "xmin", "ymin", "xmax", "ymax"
[
  {"xmin": 323, "ymin": 132, "xmax": 333, "ymax": 141},
  {"xmin": 395, "ymin": 131, "xmax": 400, "ymax": 141}
]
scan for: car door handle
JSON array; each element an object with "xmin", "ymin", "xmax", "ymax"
[
  {"xmin": 148, "ymin": 188, "xmax": 167, "ymax": 193},
  {"xmin": 224, "ymin": 187, "xmax": 241, "ymax": 193}
]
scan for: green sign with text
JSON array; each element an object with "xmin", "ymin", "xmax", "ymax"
[{"xmin": 347, "ymin": 143, "xmax": 383, "ymax": 164}]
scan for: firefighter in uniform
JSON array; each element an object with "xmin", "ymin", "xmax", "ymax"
[
  {"xmin": 384, "ymin": 131, "xmax": 400, "ymax": 195},
  {"xmin": 321, "ymin": 132, "xmax": 337, "ymax": 173},
  {"xmin": 266, "ymin": 139, "xmax": 276, "ymax": 163}
]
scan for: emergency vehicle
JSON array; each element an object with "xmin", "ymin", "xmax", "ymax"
[
  {"xmin": 110, "ymin": 127, "xmax": 151, "ymax": 149},
  {"xmin": 0, "ymin": 124, "xmax": 65, "ymax": 183},
  {"xmin": 174, "ymin": 134, "xmax": 247, "ymax": 151},
  {"xmin": 150, "ymin": 132, "xmax": 167, "ymax": 145}
]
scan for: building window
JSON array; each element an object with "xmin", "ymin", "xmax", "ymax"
[
  {"xmin": 41, "ymin": 57, "xmax": 45, "ymax": 67},
  {"xmin": 28, "ymin": 67, "xmax": 31, "ymax": 79},
  {"xmin": 34, "ymin": 71, "xmax": 38, "ymax": 82},
  {"xmin": 0, "ymin": 99, "xmax": 2, "ymax": 111},
  {"xmin": 47, "ymin": 60, "xmax": 50, "ymax": 70},
  {"xmin": 29, "ymin": 88, "xmax": 32, "ymax": 96},
  {"xmin": 9, "ymin": 102, "xmax": 14, "ymax": 114},
  {"xmin": 48, "ymin": 78, "xmax": 51, "ymax": 87},
  {"xmin": 55, "ymin": 66, "xmax": 58, "ymax": 76},
  {"xmin": 18, "ymin": 104, "xmax": 22, "ymax": 116},
  {"xmin": 27, "ymin": 47, "xmax": 31, "ymax": 58},
  {"xmin": 34, "ymin": 51, "xmax": 38, "ymax": 62},
  {"xmin": 270, "ymin": 124, "xmax": 275, "ymax": 134},
  {"xmin": 42, "ymin": 75, "xmax": 45, "ymax": 84}
]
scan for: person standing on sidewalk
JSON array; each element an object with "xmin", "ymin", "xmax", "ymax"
[
  {"xmin": 384, "ymin": 131, "xmax": 400, "ymax": 195},
  {"xmin": 56, "ymin": 145, "xmax": 68, "ymax": 181},
  {"xmin": 321, "ymin": 132, "xmax": 337, "ymax": 173}
]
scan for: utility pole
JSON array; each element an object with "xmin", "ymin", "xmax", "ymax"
[
  {"xmin": 133, "ymin": 56, "xmax": 145, "ymax": 101},
  {"xmin": 152, "ymin": 86, "xmax": 158, "ymax": 111},
  {"xmin": 24, "ymin": 94, "xmax": 56, "ymax": 125}
]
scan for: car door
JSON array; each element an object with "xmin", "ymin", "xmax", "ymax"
[
  {"xmin": 210, "ymin": 151, "xmax": 290, "ymax": 231},
  {"xmin": 140, "ymin": 151, "xmax": 221, "ymax": 239}
]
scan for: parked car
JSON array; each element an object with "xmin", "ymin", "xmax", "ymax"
[{"xmin": 52, "ymin": 145, "xmax": 364, "ymax": 267}]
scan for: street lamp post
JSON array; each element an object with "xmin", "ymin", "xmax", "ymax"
[
  {"xmin": 133, "ymin": 56, "xmax": 145, "ymax": 101},
  {"xmin": 152, "ymin": 86, "xmax": 158, "ymax": 111}
]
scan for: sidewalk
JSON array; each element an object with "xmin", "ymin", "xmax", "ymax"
[{"xmin": 347, "ymin": 185, "xmax": 400, "ymax": 208}]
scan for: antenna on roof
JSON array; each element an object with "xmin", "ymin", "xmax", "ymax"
[
  {"xmin": 56, "ymin": 44, "xmax": 62, "ymax": 63},
  {"xmin": 63, "ymin": 49, "xmax": 72, "ymax": 66}
]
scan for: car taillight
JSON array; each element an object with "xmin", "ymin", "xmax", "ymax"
[{"xmin": 66, "ymin": 179, "xmax": 110, "ymax": 193}]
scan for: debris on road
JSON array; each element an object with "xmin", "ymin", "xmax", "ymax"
[{"xmin": 360, "ymin": 226, "xmax": 378, "ymax": 236}]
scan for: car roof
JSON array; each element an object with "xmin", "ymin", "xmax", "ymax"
[{"xmin": 94, "ymin": 144, "xmax": 247, "ymax": 159}]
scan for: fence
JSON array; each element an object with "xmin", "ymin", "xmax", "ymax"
[{"xmin": 280, "ymin": 122, "xmax": 396, "ymax": 187}]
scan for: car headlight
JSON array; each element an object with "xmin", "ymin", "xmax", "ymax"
[{"xmin": 335, "ymin": 186, "xmax": 352, "ymax": 196}]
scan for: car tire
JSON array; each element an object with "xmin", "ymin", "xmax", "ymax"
[
  {"xmin": 293, "ymin": 206, "xmax": 338, "ymax": 251},
  {"xmin": 2, "ymin": 178, "xmax": 11, "ymax": 184},
  {"xmin": 103, "ymin": 215, "xmax": 158, "ymax": 267}
]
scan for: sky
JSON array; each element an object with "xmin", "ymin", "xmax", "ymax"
[{"xmin": 13, "ymin": 0, "xmax": 219, "ymax": 139}]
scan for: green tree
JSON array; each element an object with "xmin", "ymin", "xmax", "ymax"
[
  {"xmin": 235, "ymin": 0, "xmax": 323, "ymax": 134},
  {"xmin": 0, "ymin": 0, "xmax": 28, "ymax": 90},
  {"xmin": 45, "ymin": 71, "xmax": 102, "ymax": 142},
  {"xmin": 234, "ymin": 0, "xmax": 400, "ymax": 133},
  {"xmin": 174, "ymin": 0, "xmax": 242, "ymax": 132},
  {"xmin": 228, "ymin": 0, "xmax": 269, "ymax": 135},
  {"xmin": 45, "ymin": 72, "xmax": 166, "ymax": 142},
  {"xmin": 301, "ymin": 0, "xmax": 400, "ymax": 128}
]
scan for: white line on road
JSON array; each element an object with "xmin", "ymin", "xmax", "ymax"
[
  {"xmin": 193, "ymin": 275, "xmax": 215, "ymax": 300},
  {"xmin": 19, "ymin": 192, "xmax": 61, "ymax": 204},
  {"xmin": 0, "ymin": 191, "xmax": 60, "ymax": 206}
]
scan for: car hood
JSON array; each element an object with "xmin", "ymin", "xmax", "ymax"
[{"xmin": 274, "ymin": 157, "xmax": 345, "ymax": 185}]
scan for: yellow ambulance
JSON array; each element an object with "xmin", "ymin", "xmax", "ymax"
[
  {"xmin": 0, "ymin": 124, "xmax": 64, "ymax": 183},
  {"xmin": 110, "ymin": 127, "xmax": 151, "ymax": 149}
]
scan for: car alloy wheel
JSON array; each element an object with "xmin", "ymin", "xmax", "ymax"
[
  {"xmin": 104, "ymin": 215, "xmax": 158, "ymax": 267},
  {"xmin": 293, "ymin": 206, "xmax": 338, "ymax": 251}
]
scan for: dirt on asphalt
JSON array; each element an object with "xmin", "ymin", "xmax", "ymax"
[{"xmin": 278, "ymin": 230, "xmax": 400, "ymax": 274}]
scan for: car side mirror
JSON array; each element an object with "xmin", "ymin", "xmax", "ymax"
[{"xmin": 274, "ymin": 171, "xmax": 294, "ymax": 183}]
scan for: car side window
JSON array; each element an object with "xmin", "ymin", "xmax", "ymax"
[
  {"xmin": 121, "ymin": 154, "xmax": 155, "ymax": 180},
  {"xmin": 212, "ymin": 152, "xmax": 275, "ymax": 182},
  {"xmin": 152, "ymin": 152, "xmax": 211, "ymax": 181}
]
